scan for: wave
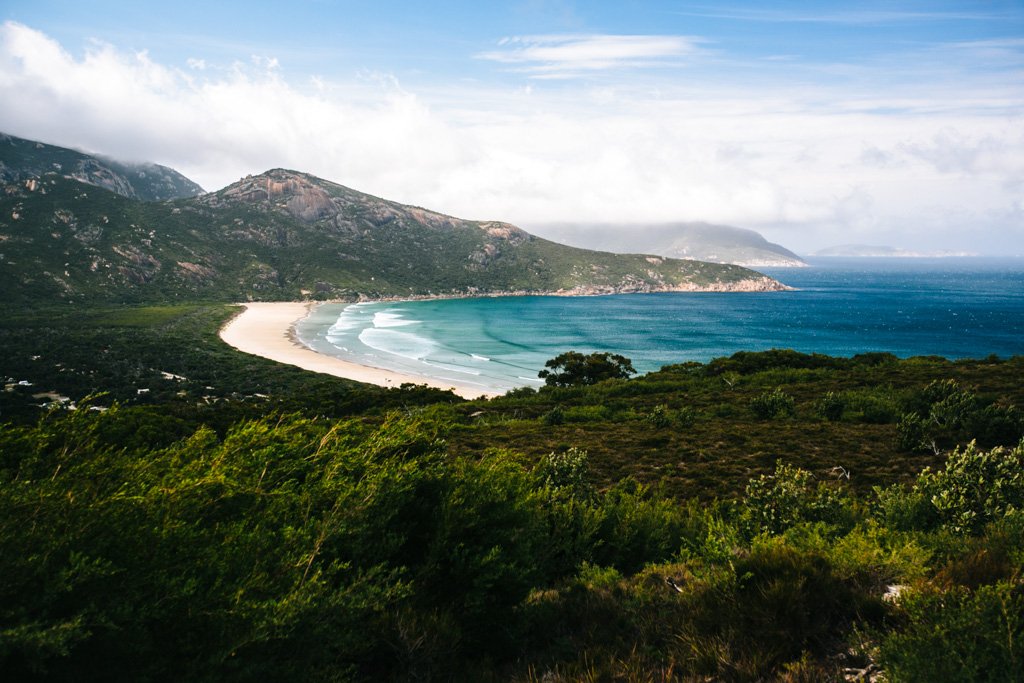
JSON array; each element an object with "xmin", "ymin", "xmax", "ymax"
[
  {"xmin": 327, "ymin": 304, "xmax": 375, "ymax": 337},
  {"xmin": 470, "ymin": 354, "xmax": 490, "ymax": 362},
  {"xmin": 372, "ymin": 310, "xmax": 420, "ymax": 328},
  {"xmin": 359, "ymin": 328, "xmax": 436, "ymax": 361},
  {"xmin": 423, "ymin": 360, "xmax": 481, "ymax": 377}
]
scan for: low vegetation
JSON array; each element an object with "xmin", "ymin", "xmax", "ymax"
[{"xmin": 1, "ymin": 307, "xmax": 1023, "ymax": 681}]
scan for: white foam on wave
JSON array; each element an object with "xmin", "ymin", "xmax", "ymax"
[
  {"xmin": 359, "ymin": 328, "xmax": 436, "ymax": 360},
  {"xmin": 518, "ymin": 376, "xmax": 546, "ymax": 383},
  {"xmin": 423, "ymin": 360, "xmax": 482, "ymax": 376},
  {"xmin": 373, "ymin": 310, "xmax": 420, "ymax": 328},
  {"xmin": 327, "ymin": 304, "xmax": 374, "ymax": 338},
  {"xmin": 470, "ymin": 354, "xmax": 490, "ymax": 362}
]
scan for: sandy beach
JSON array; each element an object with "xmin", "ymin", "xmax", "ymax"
[{"xmin": 218, "ymin": 302, "xmax": 497, "ymax": 399}]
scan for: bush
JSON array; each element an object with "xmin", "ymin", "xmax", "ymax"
[
  {"xmin": 543, "ymin": 405, "xmax": 565, "ymax": 425},
  {"xmin": 879, "ymin": 582, "xmax": 1024, "ymax": 682},
  {"xmin": 646, "ymin": 404, "xmax": 672, "ymax": 428},
  {"xmin": 707, "ymin": 349, "xmax": 843, "ymax": 376},
  {"xmin": 929, "ymin": 387, "xmax": 978, "ymax": 431},
  {"xmin": 742, "ymin": 461, "xmax": 852, "ymax": 537},
  {"xmin": 670, "ymin": 540, "xmax": 867, "ymax": 680},
  {"xmin": 967, "ymin": 403, "xmax": 1024, "ymax": 447},
  {"xmin": 750, "ymin": 389, "xmax": 796, "ymax": 419},
  {"xmin": 895, "ymin": 412, "xmax": 928, "ymax": 452},
  {"xmin": 912, "ymin": 439, "xmax": 1024, "ymax": 535},
  {"xmin": 537, "ymin": 447, "xmax": 592, "ymax": 496},
  {"xmin": 872, "ymin": 483, "xmax": 937, "ymax": 532},
  {"xmin": 814, "ymin": 392, "xmax": 845, "ymax": 421},
  {"xmin": 676, "ymin": 405, "xmax": 697, "ymax": 428},
  {"xmin": 592, "ymin": 479, "xmax": 695, "ymax": 572}
]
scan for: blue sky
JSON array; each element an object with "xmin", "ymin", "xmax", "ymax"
[{"xmin": 1, "ymin": 0, "xmax": 1022, "ymax": 253}]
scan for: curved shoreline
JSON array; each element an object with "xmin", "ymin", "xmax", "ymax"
[
  {"xmin": 218, "ymin": 279, "xmax": 791, "ymax": 400},
  {"xmin": 218, "ymin": 302, "xmax": 499, "ymax": 400}
]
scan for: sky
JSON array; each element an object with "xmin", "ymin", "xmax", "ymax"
[{"xmin": 1, "ymin": 1, "xmax": 1022, "ymax": 254}]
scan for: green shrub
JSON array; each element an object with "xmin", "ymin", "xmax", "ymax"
[
  {"xmin": 750, "ymin": 389, "xmax": 796, "ymax": 419},
  {"xmin": 646, "ymin": 404, "xmax": 672, "ymax": 428},
  {"xmin": 879, "ymin": 582, "xmax": 1024, "ymax": 683},
  {"xmin": 967, "ymin": 403, "xmax": 1024, "ymax": 447},
  {"xmin": 912, "ymin": 439, "xmax": 1024, "ymax": 535},
  {"xmin": 872, "ymin": 483, "xmax": 937, "ymax": 532},
  {"xmin": 814, "ymin": 391, "xmax": 845, "ymax": 421},
  {"xmin": 742, "ymin": 461, "xmax": 852, "ymax": 537},
  {"xmin": 707, "ymin": 349, "xmax": 843, "ymax": 375},
  {"xmin": 671, "ymin": 540, "xmax": 867, "ymax": 680},
  {"xmin": 592, "ymin": 479, "xmax": 693, "ymax": 573},
  {"xmin": 676, "ymin": 405, "xmax": 697, "ymax": 428},
  {"xmin": 537, "ymin": 446, "xmax": 592, "ymax": 496},
  {"xmin": 929, "ymin": 387, "xmax": 978, "ymax": 431},
  {"xmin": 895, "ymin": 411, "xmax": 928, "ymax": 451},
  {"xmin": 542, "ymin": 405, "xmax": 565, "ymax": 425}
]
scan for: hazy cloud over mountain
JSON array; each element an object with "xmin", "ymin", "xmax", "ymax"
[{"xmin": 1, "ymin": 1, "xmax": 1021, "ymax": 254}]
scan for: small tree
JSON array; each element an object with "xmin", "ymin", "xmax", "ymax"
[{"xmin": 538, "ymin": 351, "xmax": 636, "ymax": 387}]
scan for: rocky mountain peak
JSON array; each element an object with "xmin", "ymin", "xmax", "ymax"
[{"xmin": 208, "ymin": 169, "xmax": 338, "ymax": 223}]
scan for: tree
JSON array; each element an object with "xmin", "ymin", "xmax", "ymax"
[{"xmin": 538, "ymin": 351, "xmax": 636, "ymax": 387}]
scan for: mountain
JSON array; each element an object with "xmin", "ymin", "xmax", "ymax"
[
  {"xmin": 812, "ymin": 244, "xmax": 978, "ymax": 258},
  {"xmin": 0, "ymin": 165, "xmax": 786, "ymax": 304},
  {"xmin": 0, "ymin": 132, "xmax": 204, "ymax": 201},
  {"xmin": 529, "ymin": 222, "xmax": 807, "ymax": 267}
]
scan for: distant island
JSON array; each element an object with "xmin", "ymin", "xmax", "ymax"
[
  {"xmin": 811, "ymin": 244, "xmax": 978, "ymax": 258},
  {"xmin": 530, "ymin": 221, "xmax": 808, "ymax": 268}
]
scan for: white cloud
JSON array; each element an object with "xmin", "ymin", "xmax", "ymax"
[
  {"xmin": 0, "ymin": 21, "xmax": 1021, "ymax": 254},
  {"xmin": 476, "ymin": 34, "xmax": 703, "ymax": 77}
]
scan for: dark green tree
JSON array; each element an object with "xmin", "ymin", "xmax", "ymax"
[{"xmin": 538, "ymin": 351, "xmax": 636, "ymax": 387}]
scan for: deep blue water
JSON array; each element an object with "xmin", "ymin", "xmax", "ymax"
[{"xmin": 295, "ymin": 258, "xmax": 1024, "ymax": 393}]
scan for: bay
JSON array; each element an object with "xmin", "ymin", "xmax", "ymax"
[{"xmin": 294, "ymin": 258, "xmax": 1024, "ymax": 394}]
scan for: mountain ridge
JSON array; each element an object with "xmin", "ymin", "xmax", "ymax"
[
  {"xmin": 0, "ymin": 137, "xmax": 788, "ymax": 305},
  {"xmin": 0, "ymin": 132, "xmax": 204, "ymax": 201},
  {"xmin": 0, "ymin": 169, "xmax": 787, "ymax": 304}
]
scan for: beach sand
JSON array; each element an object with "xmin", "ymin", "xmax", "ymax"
[{"xmin": 219, "ymin": 302, "xmax": 497, "ymax": 400}]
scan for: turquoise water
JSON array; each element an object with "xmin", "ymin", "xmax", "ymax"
[{"xmin": 294, "ymin": 258, "xmax": 1024, "ymax": 394}]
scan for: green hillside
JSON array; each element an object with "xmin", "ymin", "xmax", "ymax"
[
  {"xmin": 0, "ymin": 132, "xmax": 204, "ymax": 201},
  {"xmin": 0, "ymin": 169, "xmax": 784, "ymax": 304}
]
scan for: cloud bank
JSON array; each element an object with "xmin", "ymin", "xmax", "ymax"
[{"xmin": 0, "ymin": 21, "xmax": 1021, "ymax": 253}]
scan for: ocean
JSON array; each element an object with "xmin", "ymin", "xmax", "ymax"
[{"xmin": 294, "ymin": 258, "xmax": 1024, "ymax": 394}]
